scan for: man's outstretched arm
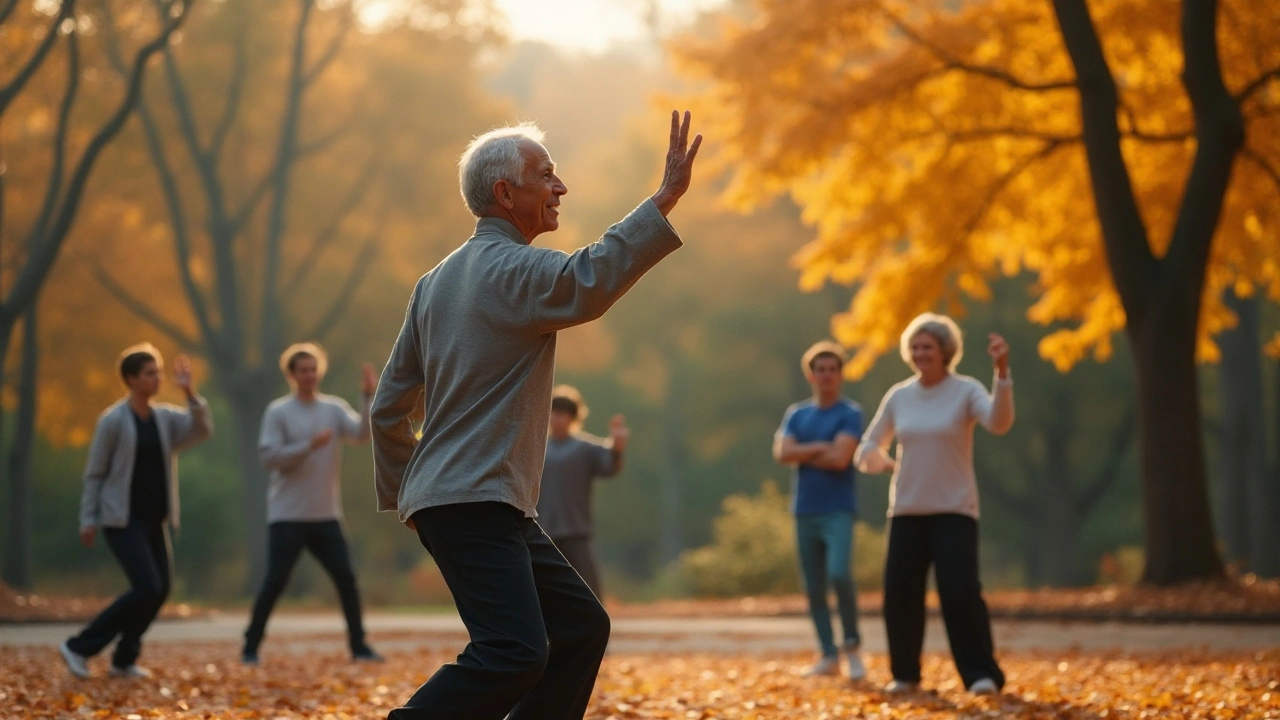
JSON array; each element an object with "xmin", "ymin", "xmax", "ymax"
[{"xmin": 371, "ymin": 281, "xmax": 426, "ymax": 516}]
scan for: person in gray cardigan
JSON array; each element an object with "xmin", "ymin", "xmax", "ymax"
[
  {"xmin": 372, "ymin": 111, "xmax": 701, "ymax": 720},
  {"xmin": 60, "ymin": 343, "xmax": 213, "ymax": 679}
]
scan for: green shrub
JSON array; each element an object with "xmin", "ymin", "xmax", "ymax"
[{"xmin": 679, "ymin": 481, "xmax": 886, "ymax": 597}]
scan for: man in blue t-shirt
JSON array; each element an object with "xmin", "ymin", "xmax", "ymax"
[{"xmin": 773, "ymin": 340, "xmax": 865, "ymax": 680}]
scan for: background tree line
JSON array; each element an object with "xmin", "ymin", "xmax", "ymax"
[{"xmin": 1, "ymin": 0, "xmax": 1276, "ymax": 603}]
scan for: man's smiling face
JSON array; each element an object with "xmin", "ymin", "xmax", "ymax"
[{"xmin": 507, "ymin": 139, "xmax": 568, "ymax": 242}]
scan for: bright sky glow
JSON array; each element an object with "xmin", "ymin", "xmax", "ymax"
[{"xmin": 492, "ymin": 0, "xmax": 721, "ymax": 54}]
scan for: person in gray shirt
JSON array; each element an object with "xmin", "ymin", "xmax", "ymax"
[
  {"xmin": 242, "ymin": 342, "xmax": 382, "ymax": 666},
  {"xmin": 537, "ymin": 385, "xmax": 628, "ymax": 599},
  {"xmin": 372, "ymin": 111, "xmax": 701, "ymax": 720}
]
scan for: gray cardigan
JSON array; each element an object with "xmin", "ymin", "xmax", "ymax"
[
  {"xmin": 372, "ymin": 199, "xmax": 681, "ymax": 521},
  {"xmin": 79, "ymin": 396, "xmax": 214, "ymax": 531}
]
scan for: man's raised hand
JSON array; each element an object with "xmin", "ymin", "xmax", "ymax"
[{"xmin": 650, "ymin": 110, "xmax": 703, "ymax": 217}]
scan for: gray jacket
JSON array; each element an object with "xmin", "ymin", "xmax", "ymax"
[
  {"xmin": 372, "ymin": 199, "xmax": 681, "ymax": 521},
  {"xmin": 79, "ymin": 396, "xmax": 214, "ymax": 530}
]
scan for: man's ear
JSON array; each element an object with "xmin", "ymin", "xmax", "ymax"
[{"xmin": 492, "ymin": 180, "xmax": 515, "ymax": 209}]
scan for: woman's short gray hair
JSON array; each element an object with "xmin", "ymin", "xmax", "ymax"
[
  {"xmin": 458, "ymin": 123, "xmax": 546, "ymax": 216},
  {"xmin": 900, "ymin": 312, "xmax": 963, "ymax": 373}
]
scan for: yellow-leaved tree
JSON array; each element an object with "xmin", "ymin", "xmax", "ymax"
[{"xmin": 678, "ymin": 0, "xmax": 1280, "ymax": 584}]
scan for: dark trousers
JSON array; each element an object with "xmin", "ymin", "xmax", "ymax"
[
  {"xmin": 66, "ymin": 521, "xmax": 171, "ymax": 668},
  {"xmin": 389, "ymin": 502, "xmax": 611, "ymax": 720},
  {"xmin": 883, "ymin": 513, "xmax": 1004, "ymax": 689},
  {"xmin": 244, "ymin": 520, "xmax": 367, "ymax": 654},
  {"xmin": 550, "ymin": 535, "xmax": 603, "ymax": 600}
]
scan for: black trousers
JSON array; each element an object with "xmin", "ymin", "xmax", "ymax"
[
  {"xmin": 883, "ymin": 513, "xmax": 1004, "ymax": 689},
  {"xmin": 243, "ymin": 520, "xmax": 367, "ymax": 654},
  {"xmin": 66, "ymin": 521, "xmax": 171, "ymax": 668},
  {"xmin": 550, "ymin": 535, "xmax": 603, "ymax": 600},
  {"xmin": 389, "ymin": 502, "xmax": 611, "ymax": 720}
]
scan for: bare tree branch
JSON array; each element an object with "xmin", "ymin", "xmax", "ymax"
[
  {"xmin": 4, "ymin": 2, "xmax": 190, "ymax": 319},
  {"xmin": 208, "ymin": 18, "xmax": 250, "ymax": 162},
  {"xmin": 295, "ymin": 119, "xmax": 357, "ymax": 157},
  {"xmin": 228, "ymin": 173, "xmax": 273, "ymax": 235},
  {"xmin": 92, "ymin": 267, "xmax": 201, "ymax": 349},
  {"xmin": 1242, "ymin": 146, "xmax": 1280, "ymax": 192},
  {"xmin": 301, "ymin": 238, "xmax": 378, "ymax": 341},
  {"xmin": 98, "ymin": 0, "xmax": 223, "ymax": 356},
  {"xmin": 1119, "ymin": 104, "xmax": 1194, "ymax": 144},
  {"xmin": 1074, "ymin": 402, "xmax": 1136, "ymax": 516},
  {"xmin": 301, "ymin": 14, "xmax": 351, "ymax": 88},
  {"xmin": 874, "ymin": 1, "xmax": 1075, "ymax": 92},
  {"xmin": 1236, "ymin": 65, "xmax": 1280, "ymax": 106},
  {"xmin": 0, "ymin": 0, "xmax": 22, "ymax": 26},
  {"xmin": 0, "ymin": 0, "xmax": 75, "ymax": 117},
  {"xmin": 284, "ymin": 159, "xmax": 379, "ymax": 293},
  {"xmin": 22, "ymin": 28, "xmax": 79, "ymax": 258}
]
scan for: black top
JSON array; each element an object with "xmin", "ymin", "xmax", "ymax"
[{"xmin": 129, "ymin": 410, "xmax": 168, "ymax": 524}]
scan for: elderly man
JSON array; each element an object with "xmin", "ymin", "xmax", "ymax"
[{"xmin": 372, "ymin": 112, "xmax": 701, "ymax": 720}]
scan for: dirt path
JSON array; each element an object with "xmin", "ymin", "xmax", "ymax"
[{"xmin": 4, "ymin": 611, "xmax": 1277, "ymax": 656}]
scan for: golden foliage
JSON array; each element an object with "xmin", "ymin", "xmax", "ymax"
[
  {"xmin": 2, "ymin": 641, "xmax": 1277, "ymax": 718},
  {"xmin": 677, "ymin": 0, "xmax": 1280, "ymax": 377}
]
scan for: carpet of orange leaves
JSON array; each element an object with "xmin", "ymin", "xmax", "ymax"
[
  {"xmin": 2, "ymin": 642, "xmax": 1277, "ymax": 719},
  {"xmin": 0, "ymin": 584, "xmax": 201, "ymax": 624}
]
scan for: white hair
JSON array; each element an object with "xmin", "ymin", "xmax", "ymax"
[
  {"xmin": 458, "ymin": 123, "xmax": 546, "ymax": 216},
  {"xmin": 900, "ymin": 312, "xmax": 964, "ymax": 373}
]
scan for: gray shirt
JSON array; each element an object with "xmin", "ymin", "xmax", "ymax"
[
  {"xmin": 79, "ymin": 396, "xmax": 213, "ymax": 531},
  {"xmin": 536, "ymin": 433, "xmax": 618, "ymax": 539},
  {"xmin": 260, "ymin": 393, "xmax": 371, "ymax": 522},
  {"xmin": 372, "ymin": 200, "xmax": 681, "ymax": 521}
]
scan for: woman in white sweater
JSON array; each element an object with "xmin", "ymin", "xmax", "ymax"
[{"xmin": 855, "ymin": 313, "xmax": 1013, "ymax": 696}]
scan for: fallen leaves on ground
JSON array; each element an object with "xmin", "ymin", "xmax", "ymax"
[
  {"xmin": 613, "ymin": 577, "xmax": 1280, "ymax": 622},
  {"xmin": 0, "ymin": 584, "xmax": 201, "ymax": 623},
  {"xmin": 2, "ymin": 641, "xmax": 1277, "ymax": 719}
]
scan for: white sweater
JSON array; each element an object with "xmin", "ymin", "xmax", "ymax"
[{"xmin": 855, "ymin": 372, "xmax": 1014, "ymax": 519}]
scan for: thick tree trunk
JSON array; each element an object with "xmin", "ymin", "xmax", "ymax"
[
  {"xmin": 1, "ymin": 307, "xmax": 36, "ymax": 589},
  {"xmin": 226, "ymin": 380, "xmax": 274, "ymax": 592},
  {"xmin": 1038, "ymin": 387, "xmax": 1085, "ymax": 586},
  {"xmin": 1216, "ymin": 290, "xmax": 1275, "ymax": 574},
  {"xmin": 1132, "ymin": 312, "xmax": 1224, "ymax": 584}
]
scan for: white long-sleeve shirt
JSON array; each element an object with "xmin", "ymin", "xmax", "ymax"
[
  {"xmin": 260, "ymin": 393, "xmax": 371, "ymax": 522},
  {"xmin": 855, "ymin": 372, "xmax": 1014, "ymax": 519}
]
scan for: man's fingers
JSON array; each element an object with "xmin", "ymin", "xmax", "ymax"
[
  {"xmin": 678, "ymin": 110, "xmax": 691, "ymax": 151},
  {"xmin": 669, "ymin": 110, "xmax": 679, "ymax": 151},
  {"xmin": 686, "ymin": 133, "xmax": 703, "ymax": 162}
]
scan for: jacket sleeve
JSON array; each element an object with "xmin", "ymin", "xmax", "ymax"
[
  {"xmin": 79, "ymin": 411, "xmax": 118, "ymax": 531},
  {"xmin": 371, "ymin": 280, "xmax": 426, "ymax": 514},
  {"xmin": 169, "ymin": 395, "xmax": 214, "ymax": 452},
  {"xmin": 854, "ymin": 388, "xmax": 897, "ymax": 473},
  {"xmin": 524, "ymin": 199, "xmax": 682, "ymax": 334}
]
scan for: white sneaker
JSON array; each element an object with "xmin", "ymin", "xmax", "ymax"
[
  {"xmin": 804, "ymin": 655, "xmax": 841, "ymax": 677},
  {"xmin": 968, "ymin": 677, "xmax": 999, "ymax": 695},
  {"xmin": 884, "ymin": 679, "xmax": 918, "ymax": 693},
  {"xmin": 844, "ymin": 648, "xmax": 866, "ymax": 680},
  {"xmin": 59, "ymin": 642, "xmax": 91, "ymax": 679},
  {"xmin": 109, "ymin": 664, "xmax": 152, "ymax": 679}
]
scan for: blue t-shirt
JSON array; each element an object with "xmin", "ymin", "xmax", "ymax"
[{"xmin": 777, "ymin": 398, "xmax": 862, "ymax": 516}]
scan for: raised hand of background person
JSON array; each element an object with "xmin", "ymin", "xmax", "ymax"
[
  {"xmin": 987, "ymin": 333, "xmax": 1010, "ymax": 378},
  {"xmin": 610, "ymin": 414, "xmax": 630, "ymax": 453},
  {"xmin": 310, "ymin": 428, "xmax": 335, "ymax": 449},
  {"xmin": 79, "ymin": 527, "xmax": 97, "ymax": 548},
  {"xmin": 174, "ymin": 354, "xmax": 196, "ymax": 399},
  {"xmin": 361, "ymin": 362, "xmax": 378, "ymax": 396},
  {"xmin": 649, "ymin": 110, "xmax": 703, "ymax": 217}
]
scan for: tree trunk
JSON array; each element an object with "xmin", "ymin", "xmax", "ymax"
[
  {"xmin": 1038, "ymin": 385, "xmax": 1085, "ymax": 586},
  {"xmin": 1, "ymin": 306, "xmax": 37, "ymax": 589},
  {"xmin": 226, "ymin": 379, "xmax": 274, "ymax": 592},
  {"xmin": 1132, "ymin": 311, "xmax": 1224, "ymax": 584},
  {"xmin": 1216, "ymin": 290, "xmax": 1275, "ymax": 574}
]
